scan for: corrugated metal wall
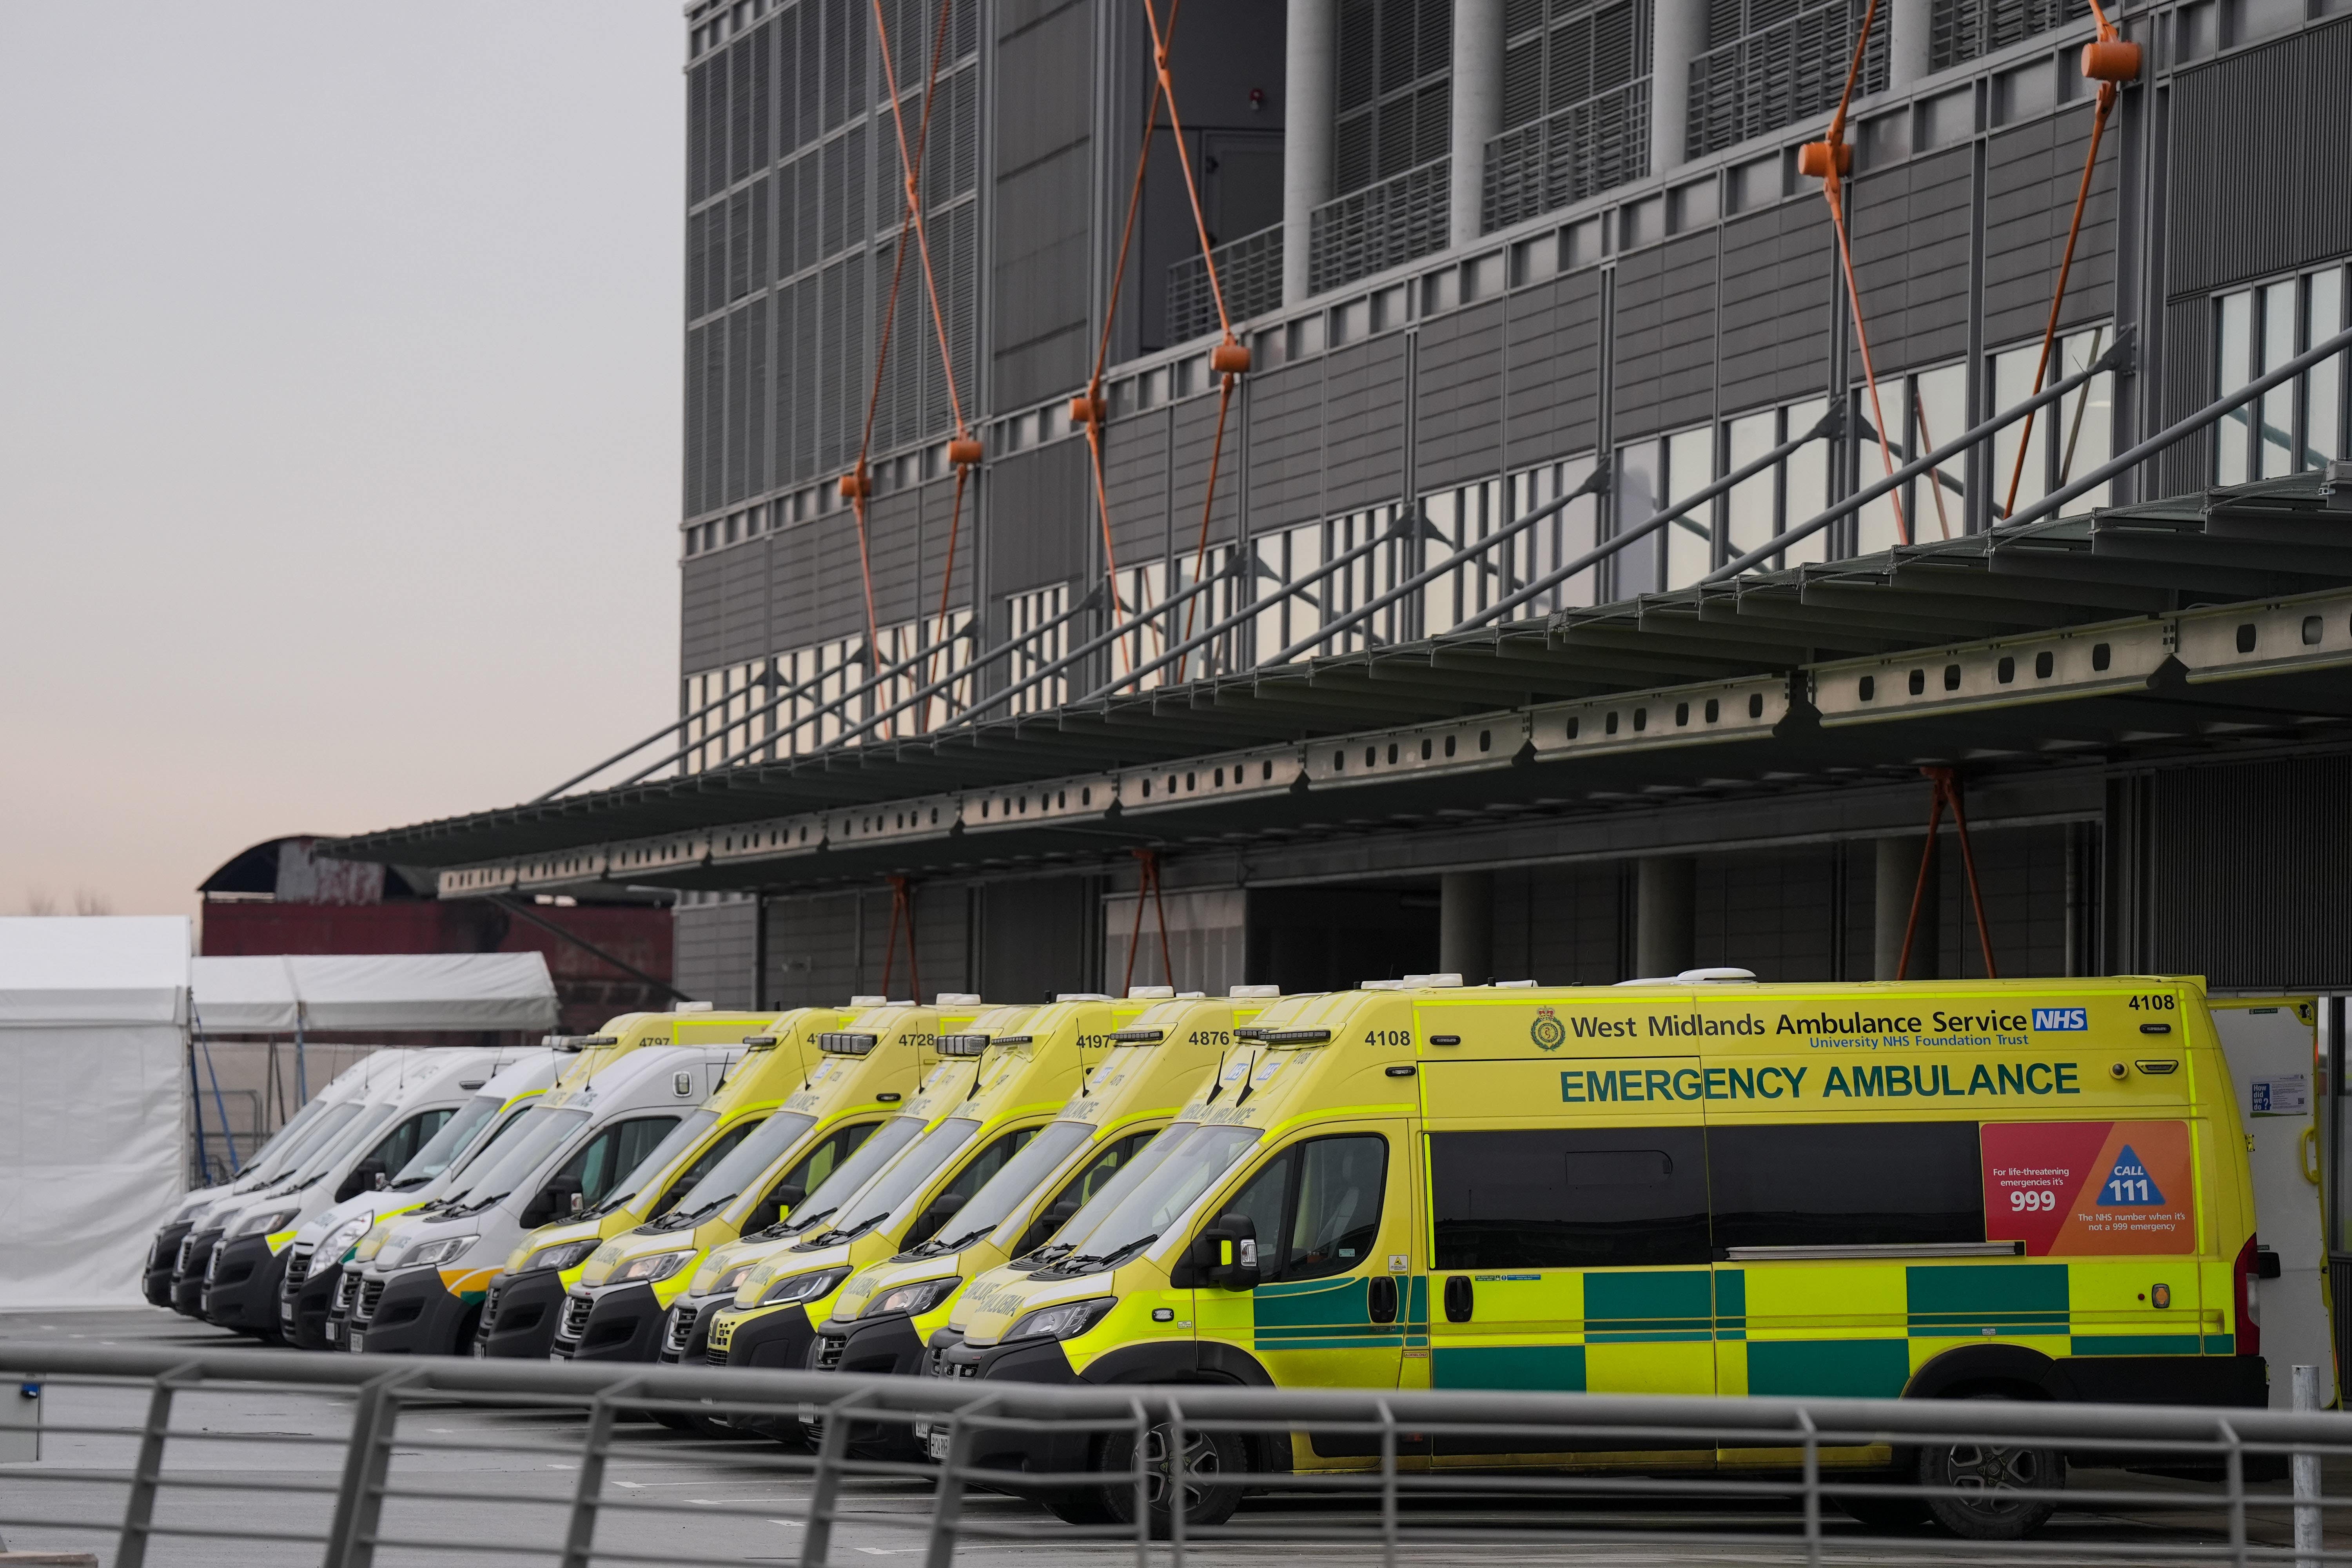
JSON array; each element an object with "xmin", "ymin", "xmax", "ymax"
[{"xmin": 2141, "ymin": 753, "xmax": 2352, "ymax": 991}]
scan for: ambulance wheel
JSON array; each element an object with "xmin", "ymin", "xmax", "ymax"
[
  {"xmin": 1915, "ymin": 1397, "xmax": 2062, "ymax": 1541},
  {"xmin": 1096, "ymin": 1422, "xmax": 1244, "ymax": 1534}
]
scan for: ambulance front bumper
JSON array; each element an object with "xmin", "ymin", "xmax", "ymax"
[
  {"xmin": 146, "ymin": 1222, "xmax": 191, "ymax": 1308},
  {"xmin": 202, "ymin": 1233, "xmax": 289, "ymax": 1334},
  {"xmin": 812, "ymin": 1312, "xmax": 926, "ymax": 1378},
  {"xmin": 475, "ymin": 1268, "xmax": 568, "ymax": 1359},
  {"xmin": 657, "ymin": 1292, "xmax": 729, "ymax": 1365},
  {"xmin": 281, "ymin": 1250, "xmax": 345, "ymax": 1350},
  {"xmin": 551, "ymin": 1283, "xmax": 668, "ymax": 1363},
  {"xmin": 935, "ymin": 1328, "xmax": 1086, "ymax": 1480},
  {"xmin": 345, "ymin": 1265, "xmax": 471, "ymax": 1356},
  {"xmin": 713, "ymin": 1302, "xmax": 816, "ymax": 1370},
  {"xmin": 172, "ymin": 1229, "xmax": 223, "ymax": 1318}
]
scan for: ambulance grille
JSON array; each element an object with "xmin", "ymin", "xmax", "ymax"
[
  {"xmin": 334, "ymin": 1272, "xmax": 363, "ymax": 1314},
  {"xmin": 558, "ymin": 1294, "xmax": 593, "ymax": 1343},
  {"xmin": 177, "ymin": 1237, "xmax": 196, "ymax": 1273},
  {"xmin": 284, "ymin": 1249, "xmax": 312, "ymax": 1290},
  {"xmin": 704, "ymin": 1342, "xmax": 731, "ymax": 1368},
  {"xmin": 663, "ymin": 1306, "xmax": 695, "ymax": 1357},
  {"xmin": 354, "ymin": 1278, "xmax": 386, "ymax": 1326},
  {"xmin": 813, "ymin": 1332, "xmax": 847, "ymax": 1372}
]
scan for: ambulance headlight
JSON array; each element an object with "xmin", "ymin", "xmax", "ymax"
[
  {"xmin": 613, "ymin": 1249, "xmax": 700, "ymax": 1285},
  {"xmin": 690, "ymin": 1254, "xmax": 751, "ymax": 1296},
  {"xmin": 231, "ymin": 1207, "xmax": 299, "ymax": 1240},
  {"xmin": 523, "ymin": 1238, "xmax": 602, "ymax": 1274},
  {"xmin": 405, "ymin": 1235, "xmax": 477, "ymax": 1270},
  {"xmin": 354, "ymin": 1223, "xmax": 396, "ymax": 1262},
  {"xmin": 318, "ymin": 1216, "xmax": 372, "ymax": 1261},
  {"xmin": 863, "ymin": 1277, "xmax": 962, "ymax": 1319},
  {"xmin": 760, "ymin": 1267, "xmax": 851, "ymax": 1306},
  {"xmin": 1006, "ymin": 1297, "xmax": 1116, "ymax": 1341}
]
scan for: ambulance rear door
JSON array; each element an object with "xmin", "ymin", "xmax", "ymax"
[{"xmin": 2212, "ymin": 998, "xmax": 2333, "ymax": 1409}]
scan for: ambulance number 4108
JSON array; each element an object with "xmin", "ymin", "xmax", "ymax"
[
  {"xmin": 1365, "ymin": 1030, "xmax": 1413, "ymax": 1047},
  {"xmin": 2127, "ymin": 994, "xmax": 2177, "ymax": 1011}
]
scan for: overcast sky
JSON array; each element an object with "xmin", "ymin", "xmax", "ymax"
[{"xmin": 0, "ymin": 3, "xmax": 684, "ymax": 919}]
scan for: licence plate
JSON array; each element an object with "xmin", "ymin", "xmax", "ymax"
[
  {"xmin": 280, "ymin": 1304, "xmax": 294, "ymax": 1325},
  {"xmin": 472, "ymin": 1341, "xmax": 487, "ymax": 1358},
  {"xmin": 927, "ymin": 1429, "xmax": 951, "ymax": 1462},
  {"xmin": 349, "ymin": 1331, "xmax": 366, "ymax": 1353},
  {"xmin": 324, "ymin": 1321, "xmax": 341, "ymax": 1343}
]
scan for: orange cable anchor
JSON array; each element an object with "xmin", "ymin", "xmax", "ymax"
[
  {"xmin": 1895, "ymin": 767, "xmax": 2000, "ymax": 982},
  {"xmin": 1999, "ymin": 12, "xmax": 2139, "ymax": 521},
  {"xmin": 1120, "ymin": 849, "xmax": 1175, "ymax": 994},
  {"xmin": 1801, "ymin": 0, "xmax": 1907, "ymax": 545}
]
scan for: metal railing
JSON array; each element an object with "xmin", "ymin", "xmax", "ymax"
[
  {"xmin": 1165, "ymin": 224, "xmax": 1284, "ymax": 347},
  {"xmin": 1482, "ymin": 78, "xmax": 1652, "ymax": 234},
  {"xmin": 1309, "ymin": 158, "xmax": 1450, "ymax": 296},
  {"xmin": 2, "ymin": 1342, "xmax": 2349, "ymax": 1568}
]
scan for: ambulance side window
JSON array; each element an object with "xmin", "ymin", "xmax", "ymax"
[
  {"xmin": 749, "ymin": 1121, "xmax": 878, "ymax": 1230},
  {"xmin": 1710, "ymin": 1122, "xmax": 1983, "ymax": 1250},
  {"xmin": 906, "ymin": 1127, "xmax": 1038, "ymax": 1247},
  {"xmin": 559, "ymin": 1116, "xmax": 682, "ymax": 1214},
  {"xmin": 650, "ymin": 1116, "xmax": 764, "ymax": 1219},
  {"xmin": 1282, "ymin": 1136, "xmax": 1388, "ymax": 1281},
  {"xmin": 1430, "ymin": 1127, "xmax": 1709, "ymax": 1269}
]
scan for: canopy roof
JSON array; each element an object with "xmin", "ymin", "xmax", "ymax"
[
  {"xmin": 191, "ymin": 952, "xmax": 558, "ymax": 1033},
  {"xmin": 0, "ymin": 917, "xmax": 191, "ymax": 1027}
]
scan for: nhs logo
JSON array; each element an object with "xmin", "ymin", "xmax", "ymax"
[{"xmin": 2033, "ymin": 1007, "xmax": 2089, "ymax": 1031}]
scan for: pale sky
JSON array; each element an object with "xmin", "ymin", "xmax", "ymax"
[{"xmin": 1, "ymin": 4, "xmax": 684, "ymax": 918}]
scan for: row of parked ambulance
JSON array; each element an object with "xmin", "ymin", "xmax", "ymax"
[{"xmin": 150, "ymin": 975, "xmax": 2280, "ymax": 1540}]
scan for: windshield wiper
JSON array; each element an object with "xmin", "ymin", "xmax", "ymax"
[{"xmin": 1059, "ymin": 1234, "xmax": 1155, "ymax": 1274}]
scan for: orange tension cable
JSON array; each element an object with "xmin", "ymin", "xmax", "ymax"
[
  {"xmin": 1120, "ymin": 849, "xmax": 1174, "ymax": 993},
  {"xmin": 1802, "ymin": 0, "xmax": 1907, "ymax": 544},
  {"xmin": 1999, "ymin": 20, "xmax": 2137, "ymax": 520}
]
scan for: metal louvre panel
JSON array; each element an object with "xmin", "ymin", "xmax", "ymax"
[
  {"xmin": 663, "ymin": 1305, "xmax": 694, "ymax": 1356},
  {"xmin": 688, "ymin": 60, "xmax": 716, "ymax": 204},
  {"xmin": 1929, "ymin": 0, "xmax": 2085, "ymax": 73},
  {"xmin": 725, "ymin": 307, "xmax": 751, "ymax": 506},
  {"xmin": 744, "ymin": 295, "xmax": 769, "ymax": 500},
  {"xmin": 1483, "ymin": 77, "xmax": 1650, "ymax": 232},
  {"xmin": 558, "ymin": 1295, "xmax": 592, "ymax": 1343},
  {"xmin": 2147, "ymin": 753, "xmax": 2352, "ymax": 990},
  {"xmin": 704, "ymin": 1341, "xmax": 731, "ymax": 1367},
  {"xmin": 685, "ymin": 325, "xmax": 709, "ymax": 519},
  {"xmin": 1686, "ymin": 0, "xmax": 1887, "ymax": 160},
  {"xmin": 749, "ymin": 178, "xmax": 769, "ymax": 293},
  {"xmin": 354, "ymin": 1278, "xmax": 385, "ymax": 1326},
  {"xmin": 284, "ymin": 1250, "xmax": 311, "ymax": 1290},
  {"xmin": 813, "ymin": 1332, "xmax": 846, "ymax": 1371}
]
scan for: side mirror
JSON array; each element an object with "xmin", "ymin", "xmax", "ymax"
[
  {"xmin": 374, "ymin": 1171, "xmax": 389, "ymax": 1191},
  {"xmin": 336, "ymin": 1161, "xmax": 384, "ymax": 1204},
  {"xmin": 570, "ymin": 1191, "xmax": 585, "ymax": 1216},
  {"xmin": 1191, "ymin": 1213, "xmax": 1260, "ymax": 1291}
]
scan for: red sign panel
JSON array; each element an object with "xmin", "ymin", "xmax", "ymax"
[{"xmin": 1981, "ymin": 1120, "xmax": 2195, "ymax": 1256}]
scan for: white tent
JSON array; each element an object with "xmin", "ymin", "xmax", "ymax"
[
  {"xmin": 190, "ymin": 951, "xmax": 559, "ymax": 1033},
  {"xmin": 0, "ymin": 916, "xmax": 192, "ymax": 1309}
]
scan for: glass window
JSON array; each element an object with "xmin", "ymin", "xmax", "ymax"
[
  {"xmin": 1782, "ymin": 398, "xmax": 1831, "ymax": 565},
  {"xmin": 2217, "ymin": 289, "xmax": 2255, "ymax": 484},
  {"xmin": 1911, "ymin": 363, "xmax": 1968, "ymax": 541},
  {"xmin": 2261, "ymin": 281, "xmax": 2300, "ymax": 479},
  {"xmin": 444, "ymin": 1103, "xmax": 535, "ymax": 1188},
  {"xmin": 1281, "ymin": 1135, "xmax": 1389, "ymax": 1281},
  {"xmin": 2308, "ymin": 269, "xmax": 2345, "ymax": 469},
  {"xmin": 393, "ymin": 1093, "xmax": 500, "ymax": 1187},
  {"xmin": 1054, "ymin": 1123, "xmax": 1265, "ymax": 1270},
  {"xmin": 739, "ymin": 1120, "xmax": 878, "ymax": 1233},
  {"xmin": 820, "ymin": 1117, "xmax": 982, "ymax": 1240},
  {"xmin": 904, "ymin": 1126, "xmax": 1040, "ymax": 1248},
  {"xmin": 1990, "ymin": 343, "xmax": 2051, "ymax": 518},
  {"xmin": 1010, "ymin": 1129, "xmax": 1159, "ymax": 1258},
  {"xmin": 363, "ymin": 1109, "xmax": 452, "ymax": 1180},
  {"xmin": 1613, "ymin": 439, "xmax": 1664, "ymax": 596},
  {"xmin": 1708, "ymin": 1122, "xmax": 1982, "ymax": 1250},
  {"xmin": 769, "ymin": 1114, "xmax": 927, "ymax": 1236},
  {"xmin": 1855, "ymin": 387, "xmax": 1908, "ymax": 555},
  {"xmin": 1430, "ymin": 1126, "xmax": 1710, "ymax": 1269},
  {"xmin": 922, "ymin": 1120, "xmax": 1094, "ymax": 1255},
  {"xmin": 463, "ymin": 1106, "xmax": 586, "ymax": 1203},
  {"xmin": 1663, "ymin": 426, "xmax": 1715, "ymax": 589},
  {"xmin": 1724, "ymin": 410, "xmax": 1779, "ymax": 564},
  {"xmin": 2051, "ymin": 327, "xmax": 2114, "ymax": 506},
  {"xmin": 556, "ymin": 1115, "xmax": 683, "ymax": 1212},
  {"xmin": 647, "ymin": 1112, "xmax": 768, "ymax": 1219},
  {"xmin": 661, "ymin": 1111, "xmax": 813, "ymax": 1218},
  {"xmin": 606, "ymin": 1109, "xmax": 722, "ymax": 1218}
]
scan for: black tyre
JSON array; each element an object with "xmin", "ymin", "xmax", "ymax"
[
  {"xmin": 1915, "ymin": 1397, "xmax": 2062, "ymax": 1541},
  {"xmin": 1096, "ymin": 1423, "xmax": 1245, "ymax": 1535},
  {"xmin": 1042, "ymin": 1484, "xmax": 1116, "ymax": 1526}
]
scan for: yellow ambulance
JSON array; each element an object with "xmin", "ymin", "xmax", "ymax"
[
  {"xmin": 654, "ymin": 998, "xmax": 1010, "ymax": 1368},
  {"xmin": 938, "ymin": 975, "xmax": 2265, "ymax": 1541},
  {"xmin": 809, "ymin": 989, "xmax": 1278, "ymax": 1402},
  {"xmin": 543, "ymin": 997, "xmax": 991, "ymax": 1363},
  {"xmin": 702, "ymin": 995, "xmax": 1149, "ymax": 1379},
  {"xmin": 470, "ymin": 1004, "xmax": 845, "ymax": 1358}
]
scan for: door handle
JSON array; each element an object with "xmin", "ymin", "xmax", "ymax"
[
  {"xmin": 1443, "ymin": 1274, "xmax": 1473, "ymax": 1323},
  {"xmin": 1367, "ymin": 1275, "xmax": 1398, "ymax": 1324}
]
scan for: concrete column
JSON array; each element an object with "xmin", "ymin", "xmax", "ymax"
[
  {"xmin": 1648, "ymin": 0, "xmax": 1710, "ymax": 177},
  {"xmin": 1874, "ymin": 835, "xmax": 1940, "ymax": 980},
  {"xmin": 1439, "ymin": 872, "xmax": 1495, "ymax": 981},
  {"xmin": 1635, "ymin": 857, "xmax": 1696, "ymax": 979},
  {"xmin": 1449, "ymin": 0, "xmax": 1506, "ymax": 249},
  {"xmin": 1281, "ymin": 0, "xmax": 1336, "ymax": 305},
  {"xmin": 1887, "ymin": 0, "xmax": 1935, "ymax": 89}
]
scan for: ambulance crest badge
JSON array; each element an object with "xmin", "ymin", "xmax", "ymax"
[{"xmin": 1530, "ymin": 1006, "xmax": 1566, "ymax": 1051}]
